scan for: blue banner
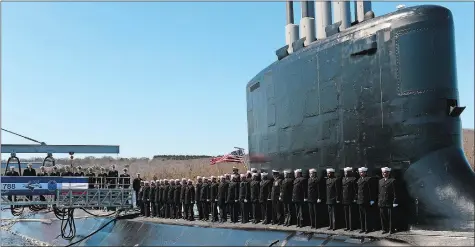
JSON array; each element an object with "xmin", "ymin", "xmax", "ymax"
[
  {"xmin": 0, "ymin": 176, "xmax": 89, "ymax": 183},
  {"xmin": 1, "ymin": 189, "xmax": 57, "ymax": 196}
]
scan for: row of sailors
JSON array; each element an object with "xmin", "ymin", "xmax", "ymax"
[
  {"xmin": 5, "ymin": 164, "xmax": 132, "ymax": 188},
  {"xmin": 135, "ymin": 166, "xmax": 397, "ymax": 234}
]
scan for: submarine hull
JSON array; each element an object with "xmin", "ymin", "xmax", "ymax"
[{"xmin": 246, "ymin": 5, "xmax": 474, "ymax": 229}]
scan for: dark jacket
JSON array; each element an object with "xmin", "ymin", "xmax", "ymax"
[
  {"xmin": 250, "ymin": 180, "xmax": 260, "ymax": 203},
  {"xmin": 307, "ymin": 177, "xmax": 320, "ymax": 202},
  {"xmin": 150, "ymin": 186, "xmax": 157, "ymax": 203},
  {"xmin": 184, "ymin": 185, "xmax": 195, "ymax": 204},
  {"xmin": 210, "ymin": 182, "xmax": 219, "ymax": 201},
  {"xmin": 292, "ymin": 177, "xmax": 306, "ymax": 202},
  {"xmin": 180, "ymin": 183, "xmax": 187, "ymax": 203},
  {"xmin": 168, "ymin": 184, "xmax": 176, "ymax": 203},
  {"xmin": 271, "ymin": 178, "xmax": 282, "ymax": 201},
  {"xmin": 200, "ymin": 183, "xmax": 210, "ymax": 202},
  {"xmin": 74, "ymin": 172, "xmax": 85, "ymax": 177},
  {"xmin": 142, "ymin": 186, "xmax": 151, "ymax": 201},
  {"xmin": 341, "ymin": 176, "xmax": 357, "ymax": 205},
  {"xmin": 218, "ymin": 181, "xmax": 229, "ymax": 204},
  {"xmin": 119, "ymin": 174, "xmax": 131, "ymax": 188},
  {"xmin": 227, "ymin": 181, "xmax": 239, "ymax": 203},
  {"xmin": 155, "ymin": 184, "xmax": 162, "ymax": 202},
  {"xmin": 23, "ymin": 168, "xmax": 36, "ymax": 176},
  {"xmin": 356, "ymin": 176, "xmax": 372, "ymax": 205},
  {"xmin": 107, "ymin": 170, "xmax": 119, "ymax": 185},
  {"xmin": 174, "ymin": 184, "xmax": 181, "ymax": 204},
  {"xmin": 162, "ymin": 184, "xmax": 170, "ymax": 203},
  {"xmin": 326, "ymin": 177, "xmax": 341, "ymax": 204},
  {"xmin": 280, "ymin": 178, "xmax": 294, "ymax": 203},
  {"xmin": 37, "ymin": 171, "xmax": 48, "ymax": 177},
  {"xmin": 259, "ymin": 180, "xmax": 272, "ymax": 203},
  {"xmin": 239, "ymin": 180, "xmax": 250, "ymax": 202},
  {"xmin": 133, "ymin": 178, "xmax": 142, "ymax": 191},
  {"xmin": 378, "ymin": 178, "xmax": 397, "ymax": 207},
  {"xmin": 195, "ymin": 183, "xmax": 202, "ymax": 202}
]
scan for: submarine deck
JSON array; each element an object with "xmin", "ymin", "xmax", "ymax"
[{"xmin": 133, "ymin": 216, "xmax": 474, "ymax": 246}]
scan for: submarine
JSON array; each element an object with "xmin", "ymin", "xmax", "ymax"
[{"xmin": 246, "ymin": 1, "xmax": 474, "ymax": 230}]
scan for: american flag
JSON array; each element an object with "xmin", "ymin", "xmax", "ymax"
[{"xmin": 210, "ymin": 148, "xmax": 245, "ymax": 165}]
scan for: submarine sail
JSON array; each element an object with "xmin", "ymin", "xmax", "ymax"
[{"xmin": 246, "ymin": 2, "xmax": 474, "ymax": 230}]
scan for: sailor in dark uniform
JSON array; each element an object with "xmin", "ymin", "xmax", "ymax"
[
  {"xmin": 307, "ymin": 168, "xmax": 321, "ymax": 229},
  {"xmin": 218, "ymin": 175, "xmax": 229, "ymax": 222},
  {"xmin": 61, "ymin": 166, "xmax": 73, "ymax": 176},
  {"xmin": 201, "ymin": 177, "xmax": 210, "ymax": 221},
  {"xmin": 85, "ymin": 167, "xmax": 96, "ymax": 189},
  {"xmin": 259, "ymin": 172, "xmax": 272, "ymax": 224},
  {"xmin": 249, "ymin": 173, "xmax": 260, "ymax": 223},
  {"xmin": 356, "ymin": 167, "xmax": 373, "ymax": 233},
  {"xmin": 155, "ymin": 180, "xmax": 162, "ymax": 217},
  {"xmin": 168, "ymin": 180, "xmax": 176, "ymax": 218},
  {"xmin": 180, "ymin": 178, "xmax": 187, "ymax": 219},
  {"xmin": 150, "ymin": 181, "xmax": 157, "ymax": 217},
  {"xmin": 23, "ymin": 163, "xmax": 36, "ymax": 176},
  {"xmin": 271, "ymin": 170, "xmax": 283, "ymax": 225},
  {"xmin": 132, "ymin": 173, "xmax": 142, "ymax": 207},
  {"xmin": 342, "ymin": 167, "xmax": 357, "ymax": 231},
  {"xmin": 74, "ymin": 166, "xmax": 84, "ymax": 176},
  {"xmin": 119, "ymin": 168, "xmax": 131, "ymax": 188},
  {"xmin": 172, "ymin": 179, "xmax": 181, "ymax": 218},
  {"xmin": 98, "ymin": 167, "xmax": 107, "ymax": 188},
  {"xmin": 107, "ymin": 165, "xmax": 119, "ymax": 189},
  {"xmin": 184, "ymin": 179, "xmax": 195, "ymax": 220},
  {"xmin": 50, "ymin": 166, "xmax": 60, "ymax": 176},
  {"xmin": 5, "ymin": 166, "xmax": 20, "ymax": 203},
  {"xmin": 292, "ymin": 169, "xmax": 305, "ymax": 227},
  {"xmin": 239, "ymin": 174, "xmax": 251, "ymax": 223},
  {"xmin": 138, "ymin": 181, "xmax": 145, "ymax": 216},
  {"xmin": 378, "ymin": 167, "xmax": 397, "ymax": 234},
  {"xmin": 193, "ymin": 176, "xmax": 202, "ymax": 220},
  {"xmin": 162, "ymin": 179, "xmax": 170, "ymax": 218},
  {"xmin": 210, "ymin": 176, "xmax": 219, "ymax": 222},
  {"xmin": 143, "ymin": 181, "xmax": 151, "ymax": 217},
  {"xmin": 326, "ymin": 168, "xmax": 340, "ymax": 230},
  {"xmin": 37, "ymin": 166, "xmax": 48, "ymax": 206},
  {"xmin": 227, "ymin": 174, "xmax": 239, "ymax": 223},
  {"xmin": 280, "ymin": 170, "xmax": 294, "ymax": 226}
]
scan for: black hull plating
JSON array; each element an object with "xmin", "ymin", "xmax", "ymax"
[{"xmin": 246, "ymin": 5, "xmax": 474, "ymax": 229}]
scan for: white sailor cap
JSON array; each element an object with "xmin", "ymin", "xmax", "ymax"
[
  {"xmin": 188, "ymin": 179, "xmax": 193, "ymax": 182},
  {"xmin": 251, "ymin": 168, "xmax": 257, "ymax": 173},
  {"xmin": 326, "ymin": 168, "xmax": 335, "ymax": 173},
  {"xmin": 144, "ymin": 181, "xmax": 149, "ymax": 184},
  {"xmin": 151, "ymin": 180, "xmax": 156, "ymax": 183},
  {"xmin": 381, "ymin": 167, "xmax": 391, "ymax": 172},
  {"xmin": 284, "ymin": 170, "xmax": 291, "ymax": 175},
  {"xmin": 225, "ymin": 173, "xmax": 230, "ymax": 177},
  {"xmin": 175, "ymin": 179, "xmax": 180, "ymax": 182},
  {"xmin": 156, "ymin": 180, "xmax": 160, "ymax": 183},
  {"xmin": 294, "ymin": 169, "xmax": 302, "ymax": 174},
  {"xmin": 9, "ymin": 166, "xmax": 15, "ymax": 169},
  {"xmin": 210, "ymin": 176, "xmax": 215, "ymax": 179},
  {"xmin": 261, "ymin": 172, "xmax": 268, "ymax": 176},
  {"xmin": 164, "ymin": 179, "xmax": 168, "ymax": 182},
  {"xmin": 252, "ymin": 173, "xmax": 259, "ymax": 177},
  {"xmin": 203, "ymin": 177, "xmax": 208, "ymax": 180},
  {"xmin": 197, "ymin": 176, "xmax": 202, "ymax": 179},
  {"xmin": 344, "ymin": 167, "xmax": 353, "ymax": 172},
  {"xmin": 27, "ymin": 163, "xmax": 32, "ymax": 167},
  {"xmin": 358, "ymin": 167, "xmax": 368, "ymax": 172},
  {"xmin": 182, "ymin": 178, "xmax": 186, "ymax": 181},
  {"xmin": 240, "ymin": 173, "xmax": 246, "ymax": 178},
  {"xmin": 246, "ymin": 170, "xmax": 252, "ymax": 174},
  {"xmin": 272, "ymin": 169, "xmax": 279, "ymax": 173},
  {"xmin": 309, "ymin": 168, "xmax": 317, "ymax": 173},
  {"xmin": 40, "ymin": 166, "xmax": 45, "ymax": 169},
  {"xmin": 232, "ymin": 166, "xmax": 238, "ymax": 170},
  {"xmin": 136, "ymin": 172, "xmax": 140, "ymax": 175}
]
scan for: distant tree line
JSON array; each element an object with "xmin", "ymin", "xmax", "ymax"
[{"xmin": 152, "ymin": 155, "xmax": 213, "ymax": 160}]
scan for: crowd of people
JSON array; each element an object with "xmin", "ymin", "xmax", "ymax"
[{"xmin": 133, "ymin": 166, "xmax": 399, "ymax": 234}]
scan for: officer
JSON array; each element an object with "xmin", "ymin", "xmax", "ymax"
[
  {"xmin": 326, "ymin": 168, "xmax": 340, "ymax": 230},
  {"xmin": 200, "ymin": 177, "xmax": 210, "ymax": 221},
  {"xmin": 356, "ymin": 167, "xmax": 373, "ymax": 233},
  {"xmin": 342, "ymin": 167, "xmax": 357, "ymax": 231},
  {"xmin": 217, "ymin": 175, "xmax": 229, "ymax": 222},
  {"xmin": 307, "ymin": 168, "xmax": 321, "ymax": 229},
  {"xmin": 23, "ymin": 163, "xmax": 36, "ymax": 176},
  {"xmin": 150, "ymin": 181, "xmax": 157, "ymax": 217},
  {"xmin": 132, "ymin": 173, "xmax": 143, "ymax": 207},
  {"xmin": 162, "ymin": 179, "xmax": 170, "ymax": 218},
  {"xmin": 174, "ymin": 179, "xmax": 182, "ymax": 219},
  {"xmin": 37, "ymin": 166, "xmax": 47, "ymax": 176},
  {"xmin": 74, "ymin": 166, "xmax": 84, "ymax": 176},
  {"xmin": 119, "ymin": 168, "xmax": 131, "ymax": 188},
  {"xmin": 210, "ymin": 176, "xmax": 219, "ymax": 222},
  {"xmin": 271, "ymin": 170, "xmax": 283, "ymax": 225},
  {"xmin": 180, "ymin": 178, "xmax": 187, "ymax": 219},
  {"xmin": 5, "ymin": 166, "xmax": 20, "ymax": 203},
  {"xmin": 50, "ymin": 166, "xmax": 60, "ymax": 176},
  {"xmin": 184, "ymin": 179, "xmax": 195, "ymax": 221},
  {"xmin": 168, "ymin": 180, "xmax": 176, "ymax": 218},
  {"xmin": 85, "ymin": 167, "xmax": 96, "ymax": 189},
  {"xmin": 98, "ymin": 167, "xmax": 107, "ymax": 188},
  {"xmin": 239, "ymin": 173, "xmax": 251, "ymax": 223},
  {"xmin": 142, "ymin": 181, "xmax": 151, "ymax": 217},
  {"xmin": 378, "ymin": 167, "xmax": 397, "ymax": 234},
  {"xmin": 259, "ymin": 172, "xmax": 272, "ymax": 224},
  {"xmin": 280, "ymin": 170, "xmax": 294, "ymax": 226},
  {"xmin": 227, "ymin": 174, "xmax": 240, "ymax": 223},
  {"xmin": 195, "ymin": 176, "xmax": 204, "ymax": 220},
  {"xmin": 138, "ymin": 181, "xmax": 145, "ymax": 216},
  {"xmin": 292, "ymin": 169, "xmax": 305, "ymax": 227},
  {"xmin": 107, "ymin": 165, "xmax": 119, "ymax": 189}
]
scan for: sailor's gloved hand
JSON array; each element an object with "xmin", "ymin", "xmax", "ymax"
[
  {"xmin": 279, "ymin": 197, "xmax": 282, "ymax": 201},
  {"xmin": 317, "ymin": 199, "xmax": 321, "ymax": 203},
  {"xmin": 234, "ymin": 200, "xmax": 238, "ymax": 203},
  {"xmin": 393, "ymin": 204, "xmax": 398, "ymax": 208},
  {"xmin": 353, "ymin": 200, "xmax": 356, "ymax": 203},
  {"xmin": 370, "ymin": 201, "xmax": 374, "ymax": 206},
  {"xmin": 215, "ymin": 199, "xmax": 218, "ymax": 202},
  {"xmin": 244, "ymin": 199, "xmax": 248, "ymax": 203},
  {"xmin": 207, "ymin": 199, "xmax": 210, "ymax": 202},
  {"xmin": 304, "ymin": 198, "xmax": 308, "ymax": 202},
  {"xmin": 268, "ymin": 198, "xmax": 272, "ymax": 201},
  {"xmin": 336, "ymin": 201, "xmax": 340, "ymax": 204}
]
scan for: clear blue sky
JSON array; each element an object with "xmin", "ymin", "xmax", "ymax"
[{"xmin": 1, "ymin": 2, "xmax": 473, "ymax": 159}]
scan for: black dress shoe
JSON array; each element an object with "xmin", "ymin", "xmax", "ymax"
[
  {"xmin": 344, "ymin": 229, "xmax": 348, "ymax": 231},
  {"xmin": 365, "ymin": 231, "xmax": 369, "ymax": 234}
]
